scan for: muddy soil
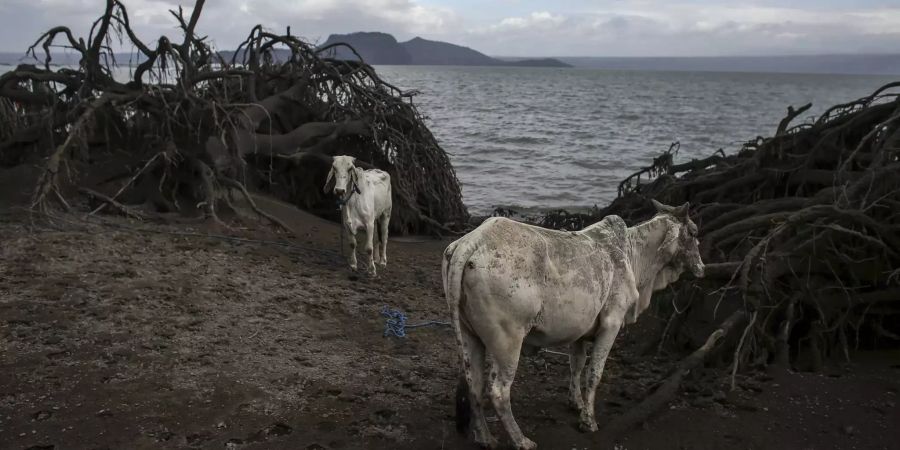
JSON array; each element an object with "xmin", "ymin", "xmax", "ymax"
[{"xmin": 1, "ymin": 206, "xmax": 898, "ymax": 450}]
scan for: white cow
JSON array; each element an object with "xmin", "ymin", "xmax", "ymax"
[
  {"xmin": 324, "ymin": 155, "xmax": 392, "ymax": 276},
  {"xmin": 442, "ymin": 200, "xmax": 704, "ymax": 449}
]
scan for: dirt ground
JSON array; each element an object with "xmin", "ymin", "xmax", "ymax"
[{"xmin": 1, "ymin": 202, "xmax": 899, "ymax": 450}]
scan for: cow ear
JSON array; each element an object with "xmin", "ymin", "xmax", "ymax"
[
  {"xmin": 323, "ymin": 167, "xmax": 334, "ymax": 193},
  {"xmin": 348, "ymin": 166, "xmax": 360, "ymax": 189},
  {"xmin": 658, "ymin": 224, "xmax": 679, "ymax": 255}
]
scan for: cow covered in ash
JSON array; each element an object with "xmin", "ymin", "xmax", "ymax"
[
  {"xmin": 442, "ymin": 200, "xmax": 704, "ymax": 449},
  {"xmin": 324, "ymin": 155, "xmax": 392, "ymax": 276}
]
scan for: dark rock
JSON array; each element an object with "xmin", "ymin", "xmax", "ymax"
[
  {"xmin": 250, "ymin": 422, "xmax": 292, "ymax": 440},
  {"xmin": 186, "ymin": 432, "xmax": 211, "ymax": 446}
]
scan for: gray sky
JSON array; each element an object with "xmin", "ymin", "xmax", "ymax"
[{"xmin": 1, "ymin": 0, "xmax": 899, "ymax": 57}]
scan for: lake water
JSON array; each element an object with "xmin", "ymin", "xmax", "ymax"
[
  {"xmin": 375, "ymin": 66, "xmax": 896, "ymax": 214},
  {"xmin": 4, "ymin": 63, "xmax": 895, "ymax": 214}
]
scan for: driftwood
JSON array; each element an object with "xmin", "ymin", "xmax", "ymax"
[
  {"xmin": 601, "ymin": 310, "xmax": 749, "ymax": 440},
  {"xmin": 538, "ymin": 82, "xmax": 900, "ymax": 373},
  {"xmin": 0, "ymin": 0, "xmax": 467, "ymax": 234}
]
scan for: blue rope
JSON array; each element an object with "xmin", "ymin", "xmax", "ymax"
[
  {"xmin": 335, "ymin": 182, "xmax": 362, "ymax": 210},
  {"xmin": 381, "ymin": 305, "xmax": 450, "ymax": 338}
]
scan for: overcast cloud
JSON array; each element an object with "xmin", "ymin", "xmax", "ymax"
[{"xmin": 0, "ymin": 0, "xmax": 898, "ymax": 57}]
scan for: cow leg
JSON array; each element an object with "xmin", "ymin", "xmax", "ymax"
[
  {"xmin": 378, "ymin": 211, "xmax": 390, "ymax": 267},
  {"xmin": 459, "ymin": 325, "xmax": 497, "ymax": 448},
  {"xmin": 568, "ymin": 340, "xmax": 588, "ymax": 412},
  {"xmin": 372, "ymin": 221, "xmax": 382, "ymax": 266},
  {"xmin": 345, "ymin": 225, "xmax": 358, "ymax": 271},
  {"xmin": 485, "ymin": 331, "xmax": 536, "ymax": 450},
  {"xmin": 364, "ymin": 222, "xmax": 377, "ymax": 276},
  {"xmin": 578, "ymin": 311, "xmax": 625, "ymax": 432}
]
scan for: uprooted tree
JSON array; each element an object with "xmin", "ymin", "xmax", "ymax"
[
  {"xmin": 0, "ymin": 0, "xmax": 468, "ymax": 234},
  {"xmin": 538, "ymin": 82, "xmax": 900, "ymax": 376}
]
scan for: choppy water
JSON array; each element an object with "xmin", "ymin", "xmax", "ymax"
[
  {"xmin": 375, "ymin": 66, "xmax": 896, "ymax": 214},
  {"xmin": 3, "ymin": 63, "xmax": 895, "ymax": 215}
]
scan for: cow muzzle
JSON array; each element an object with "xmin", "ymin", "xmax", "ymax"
[{"xmin": 691, "ymin": 263, "xmax": 705, "ymax": 278}]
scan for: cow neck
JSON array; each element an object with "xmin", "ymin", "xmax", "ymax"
[{"xmin": 626, "ymin": 216, "xmax": 672, "ymax": 290}]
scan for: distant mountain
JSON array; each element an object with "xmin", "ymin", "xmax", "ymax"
[
  {"xmin": 401, "ymin": 37, "xmax": 497, "ymax": 66},
  {"xmin": 319, "ymin": 32, "xmax": 412, "ymax": 65},
  {"xmin": 319, "ymin": 32, "xmax": 572, "ymax": 68},
  {"xmin": 557, "ymin": 54, "xmax": 900, "ymax": 76},
  {"xmin": 497, "ymin": 57, "xmax": 573, "ymax": 68},
  {"xmin": 9, "ymin": 49, "xmax": 898, "ymax": 75},
  {"xmin": 0, "ymin": 52, "xmax": 76, "ymax": 66}
]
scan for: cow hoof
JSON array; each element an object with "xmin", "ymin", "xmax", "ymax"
[
  {"xmin": 515, "ymin": 438, "xmax": 538, "ymax": 450},
  {"xmin": 578, "ymin": 418, "xmax": 598, "ymax": 433},
  {"xmin": 568, "ymin": 398, "xmax": 584, "ymax": 412}
]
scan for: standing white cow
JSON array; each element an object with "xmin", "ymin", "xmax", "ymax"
[
  {"xmin": 324, "ymin": 155, "xmax": 392, "ymax": 276},
  {"xmin": 442, "ymin": 200, "xmax": 704, "ymax": 449}
]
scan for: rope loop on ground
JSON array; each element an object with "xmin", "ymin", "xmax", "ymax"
[{"xmin": 380, "ymin": 305, "xmax": 450, "ymax": 338}]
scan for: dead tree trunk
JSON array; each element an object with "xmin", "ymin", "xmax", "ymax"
[{"xmin": 0, "ymin": 0, "xmax": 468, "ymax": 234}]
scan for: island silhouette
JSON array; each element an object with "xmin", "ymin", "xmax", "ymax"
[{"xmin": 318, "ymin": 32, "xmax": 572, "ymax": 67}]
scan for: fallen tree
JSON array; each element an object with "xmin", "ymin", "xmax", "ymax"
[
  {"xmin": 536, "ymin": 82, "xmax": 900, "ymax": 372},
  {"xmin": 0, "ymin": 0, "xmax": 468, "ymax": 234},
  {"xmin": 600, "ymin": 310, "xmax": 749, "ymax": 440}
]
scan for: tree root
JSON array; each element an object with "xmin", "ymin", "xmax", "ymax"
[
  {"xmin": 533, "ymin": 81, "xmax": 900, "ymax": 373},
  {"xmin": 219, "ymin": 177, "xmax": 295, "ymax": 236},
  {"xmin": 2, "ymin": 0, "xmax": 467, "ymax": 234},
  {"xmin": 600, "ymin": 310, "xmax": 749, "ymax": 440},
  {"xmin": 30, "ymin": 94, "xmax": 113, "ymax": 212},
  {"xmin": 78, "ymin": 187, "xmax": 145, "ymax": 220}
]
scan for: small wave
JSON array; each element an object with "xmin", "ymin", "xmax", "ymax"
[
  {"xmin": 493, "ymin": 135, "xmax": 551, "ymax": 145},
  {"xmin": 409, "ymin": 66, "xmax": 893, "ymax": 214},
  {"xmin": 574, "ymin": 160, "xmax": 626, "ymax": 171},
  {"xmin": 533, "ymin": 191, "xmax": 582, "ymax": 202}
]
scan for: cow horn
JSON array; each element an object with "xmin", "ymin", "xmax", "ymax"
[
  {"xmin": 651, "ymin": 199, "xmax": 672, "ymax": 213},
  {"xmin": 674, "ymin": 202, "xmax": 690, "ymax": 219}
]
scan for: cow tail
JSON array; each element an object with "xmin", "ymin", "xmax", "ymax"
[
  {"xmin": 456, "ymin": 375, "xmax": 472, "ymax": 433},
  {"xmin": 442, "ymin": 237, "xmax": 480, "ymax": 435},
  {"xmin": 443, "ymin": 238, "xmax": 478, "ymax": 313}
]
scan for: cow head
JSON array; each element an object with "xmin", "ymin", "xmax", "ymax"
[
  {"xmin": 324, "ymin": 155, "xmax": 358, "ymax": 197},
  {"xmin": 652, "ymin": 199, "xmax": 705, "ymax": 279}
]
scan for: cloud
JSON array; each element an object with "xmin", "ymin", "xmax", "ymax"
[
  {"xmin": 0, "ymin": 0, "xmax": 461, "ymax": 54},
  {"xmin": 0, "ymin": 1, "xmax": 898, "ymax": 57},
  {"xmin": 462, "ymin": 4, "xmax": 900, "ymax": 56},
  {"xmin": 573, "ymin": 4, "xmax": 900, "ymax": 54},
  {"xmin": 487, "ymin": 11, "xmax": 566, "ymax": 32}
]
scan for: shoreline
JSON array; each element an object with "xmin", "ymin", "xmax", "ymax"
[{"xmin": 1, "ymin": 207, "xmax": 897, "ymax": 449}]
